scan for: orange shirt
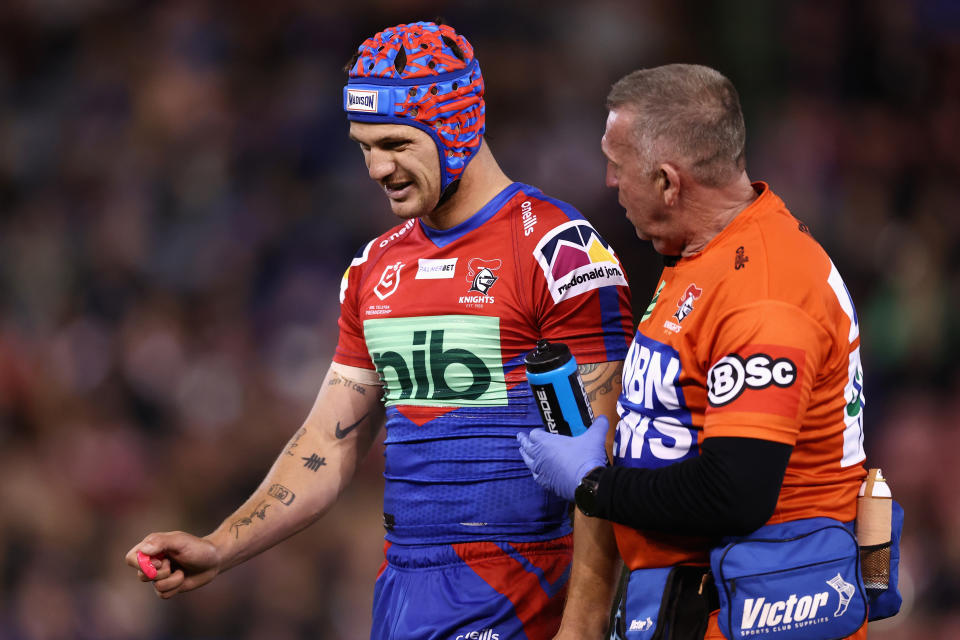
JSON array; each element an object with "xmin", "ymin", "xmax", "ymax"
[{"xmin": 613, "ymin": 183, "xmax": 868, "ymax": 570}]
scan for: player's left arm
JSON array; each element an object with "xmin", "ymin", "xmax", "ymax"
[{"xmin": 554, "ymin": 360, "xmax": 624, "ymax": 640}]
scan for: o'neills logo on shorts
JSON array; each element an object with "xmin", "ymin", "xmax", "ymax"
[
  {"xmin": 346, "ymin": 89, "xmax": 378, "ymax": 112},
  {"xmin": 455, "ymin": 629, "xmax": 499, "ymax": 640}
]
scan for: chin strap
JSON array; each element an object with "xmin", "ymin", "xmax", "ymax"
[{"xmin": 433, "ymin": 179, "xmax": 461, "ymax": 210}]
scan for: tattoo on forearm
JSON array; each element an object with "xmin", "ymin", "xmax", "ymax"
[
  {"xmin": 327, "ymin": 373, "xmax": 368, "ymax": 395},
  {"xmin": 301, "ymin": 453, "xmax": 327, "ymax": 471},
  {"xmin": 267, "ymin": 483, "xmax": 296, "ymax": 505},
  {"xmin": 284, "ymin": 427, "xmax": 307, "ymax": 457},
  {"xmin": 334, "ymin": 413, "xmax": 369, "ymax": 439},
  {"xmin": 579, "ymin": 362, "xmax": 620, "ymax": 402},
  {"xmin": 229, "ymin": 501, "xmax": 271, "ymax": 539},
  {"xmin": 252, "ymin": 501, "xmax": 269, "ymax": 519}
]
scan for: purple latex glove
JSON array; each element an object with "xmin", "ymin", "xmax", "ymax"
[{"xmin": 517, "ymin": 415, "xmax": 610, "ymax": 502}]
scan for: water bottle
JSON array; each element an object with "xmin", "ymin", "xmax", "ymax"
[{"xmin": 524, "ymin": 340, "xmax": 594, "ymax": 436}]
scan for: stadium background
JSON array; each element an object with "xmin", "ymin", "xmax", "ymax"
[{"xmin": 0, "ymin": 0, "xmax": 958, "ymax": 637}]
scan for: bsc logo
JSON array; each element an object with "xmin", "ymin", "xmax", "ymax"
[{"xmin": 707, "ymin": 353, "xmax": 798, "ymax": 407}]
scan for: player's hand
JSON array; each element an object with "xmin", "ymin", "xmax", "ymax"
[
  {"xmin": 125, "ymin": 531, "xmax": 221, "ymax": 599},
  {"xmin": 517, "ymin": 415, "xmax": 610, "ymax": 502}
]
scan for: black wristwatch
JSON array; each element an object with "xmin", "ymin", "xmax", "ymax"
[{"xmin": 574, "ymin": 466, "xmax": 607, "ymax": 517}]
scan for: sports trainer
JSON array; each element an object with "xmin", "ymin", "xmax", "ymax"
[
  {"xmin": 126, "ymin": 21, "xmax": 633, "ymax": 640},
  {"xmin": 519, "ymin": 64, "xmax": 879, "ymax": 639}
]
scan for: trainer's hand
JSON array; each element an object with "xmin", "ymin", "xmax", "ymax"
[
  {"xmin": 125, "ymin": 532, "xmax": 221, "ymax": 599},
  {"xmin": 517, "ymin": 415, "xmax": 610, "ymax": 502}
]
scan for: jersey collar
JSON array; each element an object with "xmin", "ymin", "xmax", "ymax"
[{"xmin": 419, "ymin": 182, "xmax": 525, "ymax": 248}]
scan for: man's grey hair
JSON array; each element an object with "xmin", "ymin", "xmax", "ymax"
[{"xmin": 606, "ymin": 64, "xmax": 746, "ymax": 187}]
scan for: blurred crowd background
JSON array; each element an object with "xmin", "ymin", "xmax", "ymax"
[{"xmin": 0, "ymin": 0, "xmax": 958, "ymax": 638}]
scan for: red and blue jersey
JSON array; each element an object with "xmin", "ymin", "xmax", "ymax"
[{"xmin": 334, "ymin": 182, "xmax": 633, "ymax": 545}]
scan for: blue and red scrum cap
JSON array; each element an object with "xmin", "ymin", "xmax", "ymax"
[{"xmin": 344, "ymin": 21, "xmax": 486, "ymax": 190}]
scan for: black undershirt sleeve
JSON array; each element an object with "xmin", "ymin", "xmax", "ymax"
[{"xmin": 592, "ymin": 436, "xmax": 793, "ymax": 537}]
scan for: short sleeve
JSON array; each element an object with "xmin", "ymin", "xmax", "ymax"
[
  {"xmin": 333, "ymin": 241, "xmax": 376, "ymax": 371},
  {"xmin": 526, "ymin": 217, "xmax": 633, "ymax": 364}
]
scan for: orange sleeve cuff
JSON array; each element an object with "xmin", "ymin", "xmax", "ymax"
[{"xmin": 704, "ymin": 413, "xmax": 799, "ymax": 446}]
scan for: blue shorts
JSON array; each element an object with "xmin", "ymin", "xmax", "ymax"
[{"xmin": 371, "ymin": 535, "xmax": 572, "ymax": 640}]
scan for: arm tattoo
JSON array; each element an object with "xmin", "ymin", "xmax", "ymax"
[
  {"xmin": 334, "ymin": 412, "xmax": 369, "ymax": 439},
  {"xmin": 579, "ymin": 362, "xmax": 620, "ymax": 402},
  {"xmin": 284, "ymin": 427, "xmax": 307, "ymax": 457},
  {"xmin": 301, "ymin": 453, "xmax": 327, "ymax": 471},
  {"xmin": 229, "ymin": 501, "xmax": 271, "ymax": 539},
  {"xmin": 327, "ymin": 373, "xmax": 368, "ymax": 395},
  {"xmin": 267, "ymin": 483, "xmax": 296, "ymax": 506}
]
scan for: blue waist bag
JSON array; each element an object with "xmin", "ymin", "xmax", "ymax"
[{"xmin": 710, "ymin": 518, "xmax": 867, "ymax": 640}]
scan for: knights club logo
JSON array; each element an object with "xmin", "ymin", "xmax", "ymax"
[
  {"xmin": 466, "ymin": 258, "xmax": 501, "ymax": 294},
  {"xmin": 674, "ymin": 283, "xmax": 702, "ymax": 322}
]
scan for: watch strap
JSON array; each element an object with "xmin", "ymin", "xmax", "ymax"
[{"xmin": 575, "ymin": 465, "xmax": 607, "ymax": 517}]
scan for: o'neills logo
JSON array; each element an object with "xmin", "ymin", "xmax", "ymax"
[
  {"xmin": 455, "ymin": 630, "xmax": 499, "ymax": 640},
  {"xmin": 379, "ymin": 219, "xmax": 415, "ymax": 248},
  {"xmin": 521, "ymin": 200, "xmax": 537, "ymax": 236},
  {"xmin": 347, "ymin": 89, "xmax": 378, "ymax": 112}
]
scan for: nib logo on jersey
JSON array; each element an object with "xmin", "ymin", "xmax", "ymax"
[
  {"xmin": 363, "ymin": 315, "xmax": 507, "ymax": 408},
  {"xmin": 614, "ymin": 334, "xmax": 698, "ymax": 469},
  {"xmin": 460, "ymin": 258, "xmax": 501, "ymax": 305},
  {"xmin": 534, "ymin": 220, "xmax": 628, "ymax": 302}
]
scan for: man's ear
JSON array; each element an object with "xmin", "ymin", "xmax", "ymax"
[{"xmin": 658, "ymin": 163, "xmax": 681, "ymax": 206}]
